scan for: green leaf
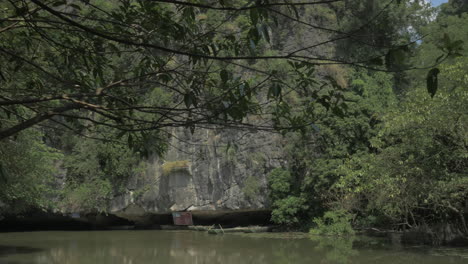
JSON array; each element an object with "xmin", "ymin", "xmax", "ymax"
[
  {"xmin": 369, "ymin": 57, "xmax": 384, "ymax": 66},
  {"xmin": 332, "ymin": 106, "xmax": 345, "ymax": 118},
  {"xmin": 116, "ymin": 130, "xmax": 126, "ymax": 139},
  {"xmin": 449, "ymin": 40, "xmax": 463, "ymax": 50},
  {"xmin": 249, "ymin": 39, "xmax": 257, "ymax": 55},
  {"xmin": 290, "ymin": 5, "xmax": 300, "ymax": 19},
  {"xmin": 14, "ymin": 7, "xmax": 29, "ymax": 16},
  {"xmin": 426, "ymin": 68, "xmax": 440, "ymax": 98},
  {"xmin": 220, "ymin": 69, "xmax": 229, "ymax": 84},
  {"xmin": 0, "ymin": 71, "xmax": 6, "ymax": 82},
  {"xmin": 248, "ymin": 27, "xmax": 260, "ymax": 44},
  {"xmin": 108, "ymin": 43, "xmax": 122, "ymax": 57},
  {"xmin": 262, "ymin": 24, "xmax": 270, "ymax": 43},
  {"xmin": 184, "ymin": 93, "xmax": 192, "ymax": 108},
  {"xmin": 159, "ymin": 73, "xmax": 172, "ymax": 83},
  {"xmin": 442, "ymin": 33, "xmax": 451, "ymax": 48},
  {"xmin": 0, "ymin": 162, "xmax": 7, "ymax": 182},
  {"xmin": 127, "ymin": 134, "xmax": 133, "ymax": 148},
  {"xmin": 52, "ymin": 1, "xmax": 67, "ymax": 7},
  {"xmin": 250, "ymin": 9, "xmax": 259, "ymax": 25},
  {"xmin": 69, "ymin": 4, "xmax": 81, "ymax": 11},
  {"xmin": 269, "ymin": 83, "xmax": 282, "ymax": 99}
]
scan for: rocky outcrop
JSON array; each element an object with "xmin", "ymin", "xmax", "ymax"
[{"xmin": 109, "ymin": 127, "xmax": 285, "ymax": 224}]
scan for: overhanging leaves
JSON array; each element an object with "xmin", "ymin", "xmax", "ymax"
[{"xmin": 426, "ymin": 68, "xmax": 440, "ymax": 98}]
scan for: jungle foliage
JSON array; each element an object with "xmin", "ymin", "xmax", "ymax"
[{"xmin": 267, "ymin": 0, "xmax": 467, "ymax": 234}]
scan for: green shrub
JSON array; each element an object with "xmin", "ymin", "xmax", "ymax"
[
  {"xmin": 310, "ymin": 210, "xmax": 355, "ymax": 236},
  {"xmin": 242, "ymin": 176, "xmax": 260, "ymax": 200},
  {"xmin": 271, "ymin": 196, "xmax": 306, "ymax": 225},
  {"xmin": 267, "ymin": 168, "xmax": 305, "ymax": 225},
  {"xmin": 62, "ymin": 179, "xmax": 113, "ymax": 213},
  {"xmin": 267, "ymin": 168, "xmax": 292, "ymax": 201},
  {"xmin": 161, "ymin": 160, "xmax": 190, "ymax": 175}
]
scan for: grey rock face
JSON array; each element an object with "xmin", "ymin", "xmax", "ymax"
[{"xmin": 109, "ymin": 127, "xmax": 285, "ymax": 220}]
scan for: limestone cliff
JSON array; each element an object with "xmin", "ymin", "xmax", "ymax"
[{"xmin": 109, "ymin": 127, "xmax": 285, "ymax": 222}]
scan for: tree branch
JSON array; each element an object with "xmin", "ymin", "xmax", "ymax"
[
  {"xmin": 0, "ymin": 103, "xmax": 79, "ymax": 140},
  {"xmin": 148, "ymin": 0, "xmax": 344, "ymax": 11}
]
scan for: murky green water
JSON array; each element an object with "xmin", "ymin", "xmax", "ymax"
[{"xmin": 0, "ymin": 230, "xmax": 467, "ymax": 264}]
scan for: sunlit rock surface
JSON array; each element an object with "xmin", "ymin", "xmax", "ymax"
[{"xmin": 109, "ymin": 127, "xmax": 285, "ymax": 223}]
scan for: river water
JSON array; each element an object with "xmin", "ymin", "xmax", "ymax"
[{"xmin": 0, "ymin": 230, "xmax": 467, "ymax": 264}]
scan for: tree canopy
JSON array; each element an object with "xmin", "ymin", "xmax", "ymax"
[{"xmin": 0, "ymin": 0, "xmax": 457, "ymax": 147}]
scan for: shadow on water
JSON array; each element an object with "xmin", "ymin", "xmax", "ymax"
[
  {"xmin": 0, "ymin": 246, "xmax": 43, "ymax": 257},
  {"xmin": 0, "ymin": 245, "xmax": 43, "ymax": 264}
]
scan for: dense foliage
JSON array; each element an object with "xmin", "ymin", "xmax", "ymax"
[
  {"xmin": 0, "ymin": 129, "xmax": 62, "ymax": 214},
  {"xmin": 267, "ymin": 0, "xmax": 467, "ymax": 234}
]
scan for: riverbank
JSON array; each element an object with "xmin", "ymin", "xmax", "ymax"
[
  {"xmin": 1, "ymin": 211, "xmax": 467, "ymax": 246},
  {"xmin": 355, "ymin": 226, "xmax": 468, "ymax": 247}
]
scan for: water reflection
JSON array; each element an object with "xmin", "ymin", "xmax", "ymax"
[
  {"xmin": 310, "ymin": 235, "xmax": 357, "ymax": 264},
  {"xmin": 0, "ymin": 231, "xmax": 466, "ymax": 264}
]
